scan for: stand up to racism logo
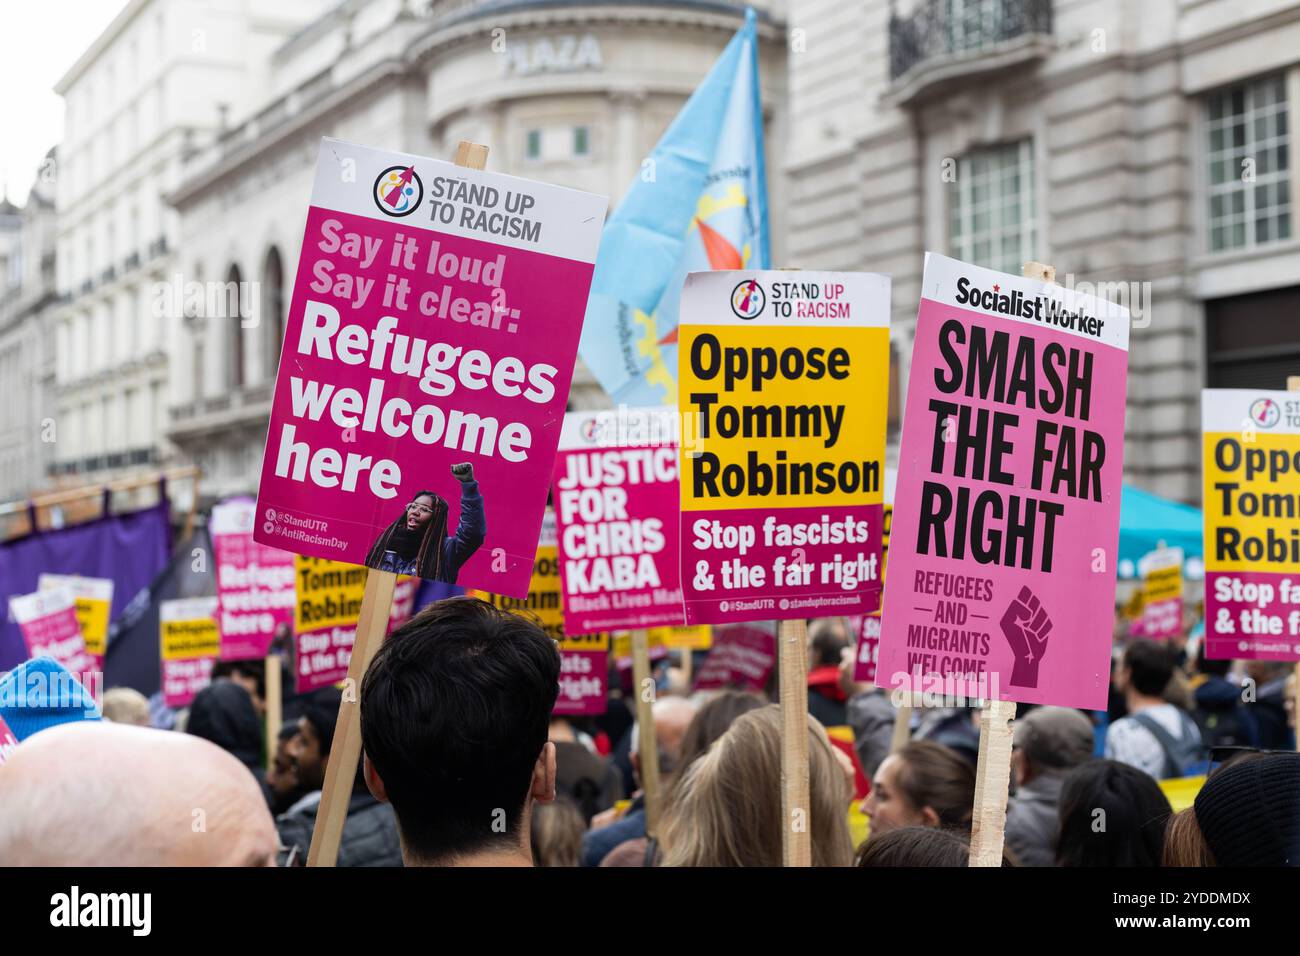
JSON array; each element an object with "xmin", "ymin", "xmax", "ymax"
[{"xmin": 373, "ymin": 164, "xmax": 423, "ymax": 217}]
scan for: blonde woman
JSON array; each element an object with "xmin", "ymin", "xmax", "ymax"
[{"xmin": 660, "ymin": 705, "xmax": 854, "ymax": 867}]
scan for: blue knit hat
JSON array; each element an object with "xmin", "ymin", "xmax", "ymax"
[{"xmin": 0, "ymin": 657, "xmax": 101, "ymax": 742}]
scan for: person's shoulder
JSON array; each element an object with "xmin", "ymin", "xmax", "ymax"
[{"xmin": 278, "ymin": 790, "xmax": 323, "ymax": 823}]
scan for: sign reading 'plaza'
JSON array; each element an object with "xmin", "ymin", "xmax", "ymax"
[{"xmin": 502, "ymin": 34, "xmax": 603, "ymax": 76}]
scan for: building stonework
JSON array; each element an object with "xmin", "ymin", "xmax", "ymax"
[
  {"xmin": 167, "ymin": 0, "xmax": 788, "ymax": 502},
  {"xmin": 785, "ymin": 0, "xmax": 1300, "ymax": 505}
]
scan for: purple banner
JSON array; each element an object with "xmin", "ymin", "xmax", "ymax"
[{"xmin": 0, "ymin": 500, "xmax": 172, "ymax": 671}]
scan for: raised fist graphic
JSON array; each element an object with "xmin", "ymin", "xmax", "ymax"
[{"xmin": 1000, "ymin": 586, "xmax": 1053, "ymax": 688}]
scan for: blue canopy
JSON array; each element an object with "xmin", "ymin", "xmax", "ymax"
[{"xmin": 1118, "ymin": 484, "xmax": 1202, "ymax": 578}]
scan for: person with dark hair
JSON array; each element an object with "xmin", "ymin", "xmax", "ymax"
[
  {"xmin": 186, "ymin": 679, "xmax": 264, "ymax": 782},
  {"xmin": 550, "ymin": 715, "xmax": 623, "ymax": 825},
  {"xmin": 1163, "ymin": 752, "xmax": 1300, "ymax": 866},
  {"xmin": 1106, "ymin": 640, "xmax": 1204, "ymax": 779},
  {"xmin": 276, "ymin": 687, "xmax": 403, "ymax": 867},
  {"xmin": 856, "ymin": 826, "xmax": 971, "ymax": 867},
  {"xmin": 807, "ymin": 617, "xmax": 852, "ymax": 727},
  {"xmin": 266, "ymin": 722, "xmax": 307, "ymax": 816},
  {"xmin": 1005, "ymin": 707, "xmax": 1096, "ymax": 866},
  {"xmin": 1056, "ymin": 759, "xmax": 1172, "ymax": 866},
  {"xmin": 211, "ymin": 659, "xmax": 266, "ymax": 716},
  {"xmin": 862, "ymin": 740, "xmax": 975, "ymax": 837},
  {"xmin": 1247, "ymin": 660, "xmax": 1296, "ymax": 750},
  {"xmin": 1191, "ymin": 649, "xmax": 1259, "ymax": 752},
  {"xmin": 364, "ymin": 463, "xmax": 485, "ymax": 581},
  {"xmin": 359, "ymin": 597, "xmax": 561, "ymax": 866}
]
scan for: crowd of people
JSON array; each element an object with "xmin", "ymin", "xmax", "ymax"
[{"xmin": 0, "ymin": 598, "xmax": 1297, "ymax": 866}]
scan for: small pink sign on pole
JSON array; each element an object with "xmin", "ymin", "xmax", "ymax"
[
  {"xmin": 553, "ymin": 407, "xmax": 685, "ymax": 634},
  {"xmin": 9, "ymin": 587, "xmax": 96, "ymax": 676},
  {"xmin": 693, "ymin": 622, "xmax": 777, "ymax": 693},
  {"xmin": 211, "ymin": 499, "xmax": 296, "ymax": 660},
  {"xmin": 159, "ymin": 596, "xmax": 221, "ymax": 708}
]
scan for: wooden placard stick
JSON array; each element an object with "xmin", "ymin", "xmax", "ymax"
[
  {"xmin": 767, "ymin": 266, "xmax": 814, "ymax": 867},
  {"xmin": 630, "ymin": 630, "xmax": 662, "ymax": 837},
  {"xmin": 890, "ymin": 700, "xmax": 913, "ymax": 754},
  {"xmin": 967, "ymin": 259, "xmax": 1056, "ymax": 867},
  {"xmin": 968, "ymin": 697, "xmax": 1016, "ymax": 865},
  {"xmin": 265, "ymin": 650, "xmax": 282, "ymax": 772},
  {"xmin": 306, "ymin": 140, "xmax": 490, "ymax": 866},
  {"xmin": 778, "ymin": 617, "xmax": 812, "ymax": 866},
  {"xmin": 1288, "ymin": 374, "xmax": 1300, "ymax": 752},
  {"xmin": 304, "ymin": 569, "xmax": 396, "ymax": 866}
]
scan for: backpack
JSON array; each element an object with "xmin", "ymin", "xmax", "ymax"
[
  {"xmin": 1192, "ymin": 702, "xmax": 1255, "ymax": 753},
  {"xmin": 1131, "ymin": 710, "xmax": 1208, "ymax": 779}
]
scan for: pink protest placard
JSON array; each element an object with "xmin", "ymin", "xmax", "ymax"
[
  {"xmin": 295, "ymin": 623, "xmax": 357, "ymax": 693},
  {"xmin": 854, "ymin": 466, "xmax": 895, "ymax": 682},
  {"xmin": 554, "ymin": 407, "xmax": 684, "ymax": 633},
  {"xmin": 1203, "ymin": 388, "xmax": 1300, "ymax": 661},
  {"xmin": 878, "ymin": 254, "xmax": 1130, "ymax": 711},
  {"xmin": 851, "ymin": 615, "xmax": 879, "ymax": 683},
  {"xmin": 693, "ymin": 622, "xmax": 776, "ymax": 693},
  {"xmin": 9, "ymin": 587, "xmax": 96, "ymax": 676},
  {"xmin": 211, "ymin": 499, "xmax": 296, "ymax": 660},
  {"xmin": 159, "ymin": 596, "xmax": 220, "ymax": 708},
  {"xmin": 252, "ymin": 138, "xmax": 607, "ymax": 599},
  {"xmin": 555, "ymin": 634, "xmax": 609, "ymax": 716},
  {"xmin": 0, "ymin": 715, "xmax": 18, "ymax": 764},
  {"xmin": 677, "ymin": 271, "xmax": 891, "ymax": 625}
]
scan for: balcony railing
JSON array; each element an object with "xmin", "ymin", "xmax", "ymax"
[{"xmin": 889, "ymin": 0, "xmax": 1053, "ymax": 81}]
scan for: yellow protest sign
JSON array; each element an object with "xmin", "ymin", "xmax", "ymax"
[
  {"xmin": 160, "ymin": 596, "xmax": 220, "ymax": 708},
  {"xmin": 649, "ymin": 625, "xmax": 712, "ymax": 650},
  {"xmin": 470, "ymin": 513, "xmax": 565, "ymax": 640},
  {"xmin": 677, "ymin": 270, "xmax": 891, "ymax": 624},
  {"xmin": 294, "ymin": 556, "xmax": 368, "ymax": 632},
  {"xmin": 1202, "ymin": 389, "xmax": 1300, "ymax": 661}
]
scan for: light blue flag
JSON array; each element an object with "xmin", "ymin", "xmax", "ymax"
[{"xmin": 578, "ymin": 7, "xmax": 770, "ymax": 407}]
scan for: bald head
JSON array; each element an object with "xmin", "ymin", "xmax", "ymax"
[
  {"xmin": 0, "ymin": 722, "xmax": 277, "ymax": 866},
  {"xmin": 629, "ymin": 697, "xmax": 702, "ymax": 780}
]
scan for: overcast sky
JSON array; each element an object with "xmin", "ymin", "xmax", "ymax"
[{"xmin": 0, "ymin": 1, "xmax": 125, "ymax": 205}]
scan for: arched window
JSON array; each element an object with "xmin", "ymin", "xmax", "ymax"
[
  {"xmin": 226, "ymin": 264, "xmax": 244, "ymax": 389},
  {"xmin": 263, "ymin": 246, "xmax": 285, "ymax": 381},
  {"xmin": 188, "ymin": 263, "xmax": 205, "ymax": 400}
]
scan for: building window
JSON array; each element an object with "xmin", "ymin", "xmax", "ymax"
[
  {"xmin": 1206, "ymin": 74, "xmax": 1291, "ymax": 253},
  {"xmin": 950, "ymin": 140, "xmax": 1035, "ymax": 275},
  {"xmin": 525, "ymin": 129, "xmax": 542, "ymax": 161},
  {"xmin": 263, "ymin": 246, "xmax": 285, "ymax": 380},
  {"xmin": 573, "ymin": 126, "xmax": 590, "ymax": 157},
  {"xmin": 1206, "ymin": 285, "xmax": 1300, "ymax": 388},
  {"xmin": 948, "ymin": 0, "xmax": 1009, "ymax": 55},
  {"xmin": 226, "ymin": 264, "xmax": 244, "ymax": 389}
]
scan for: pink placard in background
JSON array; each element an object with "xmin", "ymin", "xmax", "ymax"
[
  {"xmin": 9, "ymin": 587, "xmax": 96, "ymax": 676},
  {"xmin": 553, "ymin": 408, "xmax": 684, "ymax": 634},
  {"xmin": 211, "ymin": 499, "xmax": 296, "ymax": 660}
]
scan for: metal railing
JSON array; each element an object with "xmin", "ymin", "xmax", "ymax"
[{"xmin": 889, "ymin": 0, "xmax": 1052, "ymax": 81}]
